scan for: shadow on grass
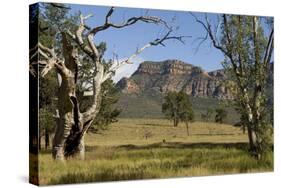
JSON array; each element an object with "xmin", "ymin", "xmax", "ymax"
[
  {"xmin": 85, "ymin": 142, "xmax": 250, "ymax": 152},
  {"xmin": 194, "ymin": 133, "xmax": 236, "ymax": 136},
  {"xmin": 40, "ymin": 142, "xmax": 249, "ymax": 155},
  {"xmin": 49, "ymin": 170, "xmax": 156, "ymax": 185},
  {"xmin": 136, "ymin": 123, "xmax": 171, "ymax": 127}
]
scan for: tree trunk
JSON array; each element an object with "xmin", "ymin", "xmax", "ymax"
[
  {"xmin": 173, "ymin": 118, "xmax": 179, "ymax": 127},
  {"xmin": 39, "ymin": 135, "xmax": 42, "ymax": 151},
  {"xmin": 185, "ymin": 122, "xmax": 190, "ymax": 136},
  {"xmin": 45, "ymin": 129, "xmax": 49, "ymax": 149},
  {"xmin": 242, "ymin": 125, "xmax": 246, "ymax": 134},
  {"xmin": 51, "ymin": 33, "xmax": 104, "ymax": 160},
  {"xmin": 247, "ymin": 123, "xmax": 260, "ymax": 159},
  {"xmin": 52, "ymin": 33, "xmax": 84, "ymax": 160}
]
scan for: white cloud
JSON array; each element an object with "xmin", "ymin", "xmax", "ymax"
[{"xmin": 112, "ymin": 56, "xmax": 144, "ymax": 83}]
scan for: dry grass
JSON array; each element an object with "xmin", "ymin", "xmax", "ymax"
[
  {"xmin": 87, "ymin": 119, "xmax": 248, "ymax": 146},
  {"xmin": 37, "ymin": 119, "xmax": 273, "ymax": 185}
]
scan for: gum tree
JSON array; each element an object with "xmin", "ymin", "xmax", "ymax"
[
  {"xmin": 162, "ymin": 91, "xmax": 194, "ymax": 134},
  {"xmin": 192, "ymin": 14, "xmax": 274, "ymax": 158},
  {"xmin": 30, "ymin": 5, "xmax": 186, "ymax": 160}
]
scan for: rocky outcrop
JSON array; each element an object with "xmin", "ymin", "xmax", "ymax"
[
  {"xmin": 117, "ymin": 59, "xmax": 232, "ymax": 99},
  {"xmin": 117, "ymin": 78, "xmax": 140, "ymax": 94},
  {"xmin": 135, "ymin": 60, "xmax": 195, "ymax": 75}
]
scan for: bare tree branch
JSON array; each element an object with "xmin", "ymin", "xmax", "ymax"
[
  {"xmin": 68, "ymin": 8, "xmax": 188, "ymax": 82},
  {"xmin": 29, "ymin": 63, "xmax": 37, "ymax": 77},
  {"xmin": 263, "ymin": 28, "xmax": 274, "ymax": 66},
  {"xmin": 192, "ymin": 33, "xmax": 208, "ymax": 54},
  {"xmin": 190, "ymin": 13, "xmax": 245, "ymax": 94},
  {"xmin": 38, "ymin": 42, "xmax": 56, "ymax": 57},
  {"xmin": 190, "ymin": 12, "xmax": 229, "ymax": 56},
  {"xmin": 67, "ymin": 7, "xmax": 172, "ymax": 64},
  {"xmin": 105, "ymin": 7, "xmax": 115, "ymax": 23},
  {"xmin": 104, "ymin": 28, "xmax": 189, "ymax": 81},
  {"xmin": 89, "ymin": 7, "xmax": 169, "ymax": 36},
  {"xmin": 65, "ymin": 7, "xmax": 188, "ymax": 139},
  {"xmin": 29, "ymin": 42, "xmax": 70, "ymax": 78}
]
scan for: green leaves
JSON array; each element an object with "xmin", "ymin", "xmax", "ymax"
[
  {"xmin": 215, "ymin": 107, "xmax": 228, "ymax": 123},
  {"xmin": 92, "ymin": 79, "xmax": 121, "ymax": 131},
  {"xmin": 162, "ymin": 91, "xmax": 194, "ymax": 127}
]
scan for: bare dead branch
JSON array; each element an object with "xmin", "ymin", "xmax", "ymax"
[
  {"xmin": 29, "ymin": 42, "xmax": 70, "ymax": 78},
  {"xmin": 87, "ymin": 34, "xmax": 100, "ymax": 59},
  {"xmin": 30, "ymin": 49, "xmax": 38, "ymax": 61},
  {"xmin": 150, "ymin": 31, "xmax": 189, "ymax": 46},
  {"xmin": 105, "ymin": 7, "xmax": 115, "ymax": 23},
  {"xmin": 192, "ymin": 33, "xmax": 208, "ymax": 54},
  {"xmin": 67, "ymin": 7, "xmax": 169, "ymax": 62},
  {"xmin": 29, "ymin": 64, "xmax": 37, "ymax": 77},
  {"xmin": 66, "ymin": 13, "xmax": 100, "ymax": 61},
  {"xmin": 41, "ymin": 59, "xmax": 56, "ymax": 77},
  {"xmin": 190, "ymin": 12, "xmax": 228, "ymax": 56},
  {"xmin": 105, "ymin": 27, "xmax": 189, "ymax": 81},
  {"xmin": 89, "ymin": 7, "xmax": 169, "ymax": 36},
  {"xmin": 38, "ymin": 42, "xmax": 55, "ymax": 57},
  {"xmin": 190, "ymin": 13, "xmax": 244, "ymax": 93},
  {"xmin": 68, "ymin": 8, "xmax": 187, "ymax": 82}
]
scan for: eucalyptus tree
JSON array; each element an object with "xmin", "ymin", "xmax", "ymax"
[
  {"xmin": 192, "ymin": 14, "xmax": 274, "ymax": 158},
  {"xmin": 162, "ymin": 91, "xmax": 194, "ymax": 135},
  {"xmin": 30, "ymin": 4, "xmax": 186, "ymax": 160}
]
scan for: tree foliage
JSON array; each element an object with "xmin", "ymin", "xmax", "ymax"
[
  {"xmin": 81, "ymin": 79, "xmax": 122, "ymax": 132},
  {"xmin": 162, "ymin": 91, "xmax": 194, "ymax": 132},
  {"xmin": 201, "ymin": 108, "xmax": 214, "ymax": 122},
  {"xmin": 215, "ymin": 107, "xmax": 228, "ymax": 123}
]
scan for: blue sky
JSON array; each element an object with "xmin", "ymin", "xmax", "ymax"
[{"xmin": 68, "ymin": 4, "xmax": 225, "ymax": 82}]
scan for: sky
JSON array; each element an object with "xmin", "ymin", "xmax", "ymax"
[{"xmin": 66, "ymin": 4, "xmax": 226, "ymax": 82}]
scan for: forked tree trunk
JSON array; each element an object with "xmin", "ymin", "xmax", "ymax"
[
  {"xmin": 245, "ymin": 108, "xmax": 261, "ymax": 159},
  {"xmin": 51, "ymin": 33, "xmax": 103, "ymax": 160},
  {"xmin": 52, "ymin": 33, "xmax": 86, "ymax": 160}
]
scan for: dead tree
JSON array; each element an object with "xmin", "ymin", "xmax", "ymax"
[{"xmin": 30, "ymin": 7, "xmax": 186, "ymax": 160}]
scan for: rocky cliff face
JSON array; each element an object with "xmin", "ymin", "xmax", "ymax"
[{"xmin": 117, "ymin": 59, "xmax": 232, "ymax": 99}]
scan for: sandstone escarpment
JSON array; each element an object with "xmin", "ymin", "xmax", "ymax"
[{"xmin": 117, "ymin": 60, "xmax": 232, "ymax": 99}]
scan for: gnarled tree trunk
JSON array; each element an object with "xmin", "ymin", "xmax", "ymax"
[
  {"xmin": 31, "ymin": 7, "xmax": 185, "ymax": 160},
  {"xmin": 51, "ymin": 33, "xmax": 104, "ymax": 160},
  {"xmin": 52, "ymin": 33, "xmax": 82, "ymax": 160}
]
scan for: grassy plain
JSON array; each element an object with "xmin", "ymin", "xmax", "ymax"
[{"xmin": 38, "ymin": 118, "xmax": 273, "ymax": 185}]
